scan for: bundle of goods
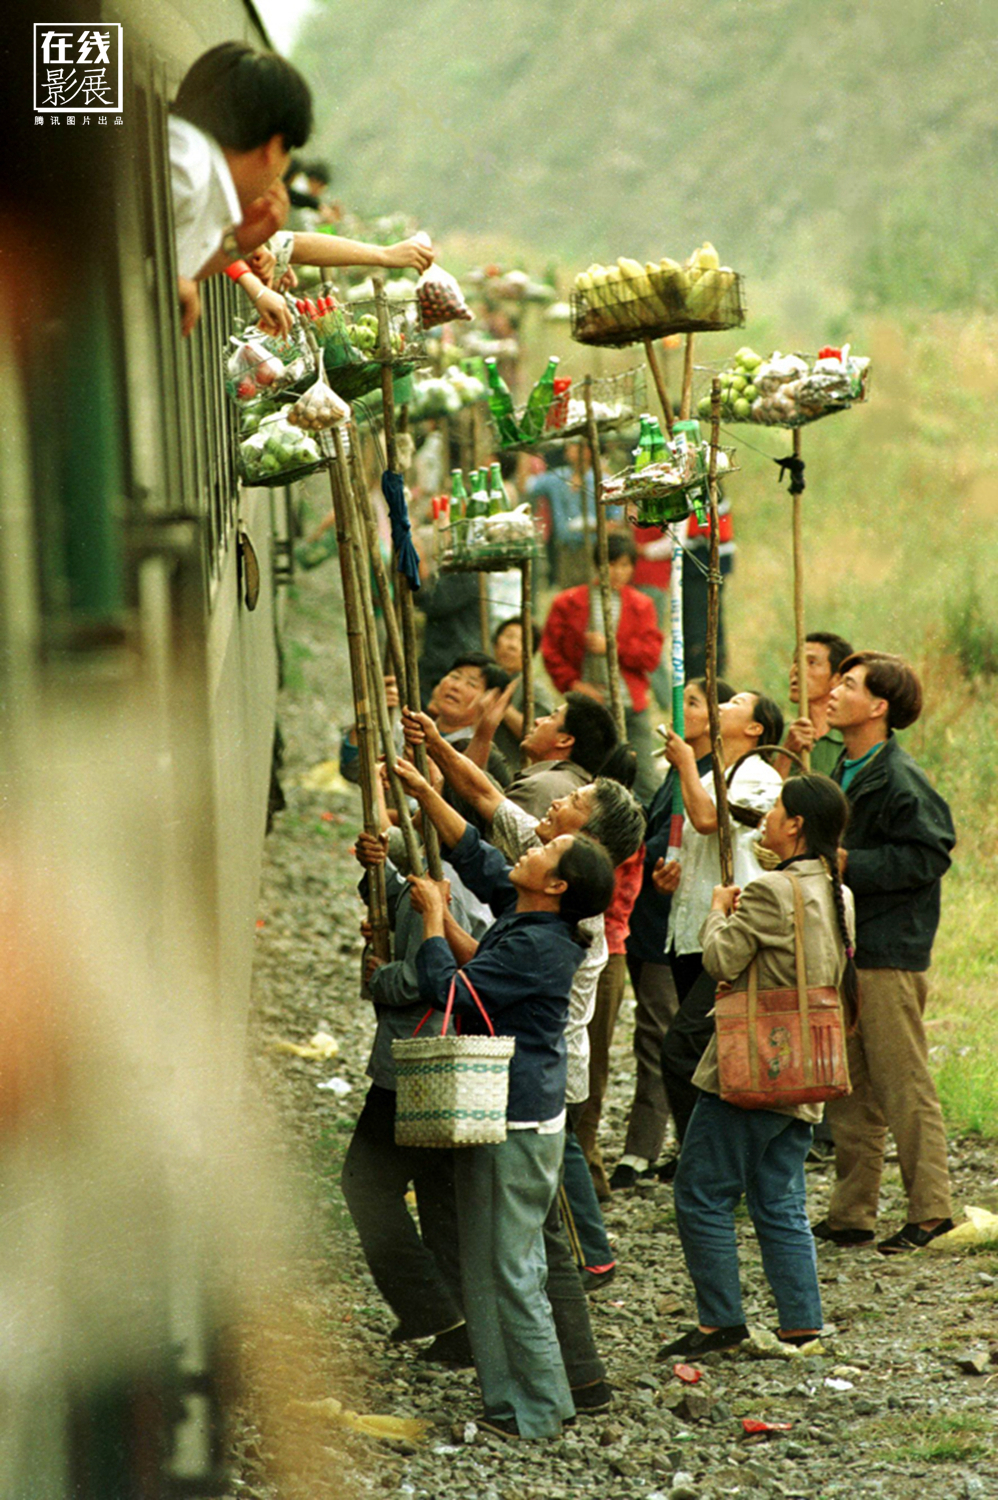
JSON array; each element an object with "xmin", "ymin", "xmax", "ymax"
[
  {"xmin": 238, "ymin": 411, "xmax": 331, "ymax": 486},
  {"xmin": 407, "ymin": 364, "xmax": 486, "ymax": 421},
  {"xmin": 285, "ymin": 348, "xmax": 352, "ymax": 432},
  {"xmin": 225, "ymin": 331, "xmax": 313, "ymax": 405},
  {"xmin": 601, "ymin": 416, "xmax": 733, "ymax": 526},
  {"xmin": 486, "ymin": 362, "xmax": 646, "ymax": 448},
  {"xmin": 571, "ymin": 243, "xmax": 745, "ymax": 347},
  {"xmin": 700, "ymin": 345, "xmax": 871, "ymax": 427},
  {"xmin": 435, "ymin": 465, "xmax": 540, "ymax": 571}
]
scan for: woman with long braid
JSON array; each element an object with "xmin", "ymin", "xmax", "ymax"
[{"xmin": 659, "ymin": 776, "xmax": 857, "ymax": 1359}]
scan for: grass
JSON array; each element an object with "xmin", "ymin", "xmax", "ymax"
[{"xmin": 873, "ymin": 1412, "xmax": 994, "ymax": 1465}]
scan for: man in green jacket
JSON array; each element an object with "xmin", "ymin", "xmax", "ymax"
[{"xmin": 812, "ymin": 652, "xmax": 956, "ymax": 1255}]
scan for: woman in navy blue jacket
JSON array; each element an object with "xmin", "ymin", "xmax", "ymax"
[{"xmin": 396, "ymin": 757, "xmax": 614, "ymax": 1441}]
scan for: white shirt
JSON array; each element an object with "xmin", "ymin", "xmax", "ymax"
[
  {"xmin": 667, "ymin": 758, "xmax": 783, "ymax": 957},
  {"xmin": 169, "ymin": 116, "xmax": 242, "ymax": 280},
  {"xmin": 491, "ymin": 798, "xmax": 608, "ymax": 1105}
]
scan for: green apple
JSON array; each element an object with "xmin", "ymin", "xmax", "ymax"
[
  {"xmin": 731, "ymin": 375, "xmax": 748, "ymax": 393},
  {"xmin": 743, "ymin": 384, "xmax": 757, "ymax": 402},
  {"xmin": 733, "ymin": 397, "xmax": 752, "ymax": 419}
]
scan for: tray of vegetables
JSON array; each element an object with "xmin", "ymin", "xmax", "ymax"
[
  {"xmin": 696, "ymin": 345, "xmax": 871, "ymax": 428},
  {"xmin": 238, "ymin": 411, "xmax": 333, "ymax": 487}
]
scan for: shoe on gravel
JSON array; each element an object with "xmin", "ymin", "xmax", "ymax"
[
  {"xmin": 570, "ymin": 1379, "xmax": 613, "ymax": 1414},
  {"xmin": 877, "ymin": 1218, "xmax": 955, "ymax": 1254},
  {"xmin": 657, "ymin": 1324, "xmax": 748, "ymax": 1359},
  {"xmin": 415, "ymin": 1323, "xmax": 474, "ymax": 1366},
  {"xmin": 478, "ymin": 1415, "xmax": 521, "ymax": 1440},
  {"xmin": 580, "ymin": 1263, "xmax": 617, "ymax": 1294},
  {"xmin": 811, "ymin": 1218, "xmax": 875, "ymax": 1248},
  {"xmin": 609, "ymin": 1163, "xmax": 657, "ymax": 1191},
  {"xmin": 656, "ymin": 1156, "xmax": 679, "ymax": 1183}
]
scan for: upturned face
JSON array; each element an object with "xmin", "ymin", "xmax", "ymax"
[
  {"xmin": 719, "ymin": 691, "xmax": 761, "ymax": 742},
  {"xmin": 509, "ymin": 833, "xmax": 573, "ymax": 894},
  {"xmin": 522, "ymin": 703, "xmax": 569, "ymax": 759},
  {"xmin": 789, "ymin": 641, "xmax": 835, "ymax": 705},
  {"xmin": 430, "ymin": 665, "xmax": 487, "ymax": 727},
  {"xmin": 535, "ymin": 783, "xmax": 597, "ymax": 844},
  {"xmin": 827, "ymin": 665, "xmax": 885, "ymax": 731},
  {"xmin": 683, "ymin": 683, "xmax": 710, "ymax": 744}
]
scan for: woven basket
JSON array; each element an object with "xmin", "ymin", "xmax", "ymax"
[{"xmin": 392, "ymin": 972, "xmax": 514, "ymax": 1147}]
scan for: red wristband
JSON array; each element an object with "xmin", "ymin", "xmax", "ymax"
[{"xmin": 224, "ymin": 260, "xmax": 251, "ymax": 282}]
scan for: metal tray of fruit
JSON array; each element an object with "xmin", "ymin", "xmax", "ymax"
[{"xmin": 571, "ymin": 268, "xmax": 745, "ymax": 349}]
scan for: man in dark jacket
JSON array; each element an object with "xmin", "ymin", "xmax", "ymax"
[{"xmin": 814, "ymin": 652, "xmax": 956, "ymax": 1254}]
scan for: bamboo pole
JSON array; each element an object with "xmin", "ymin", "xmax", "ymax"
[
  {"xmin": 791, "ymin": 426, "xmax": 810, "ymax": 771},
  {"xmin": 328, "ymin": 459, "xmax": 391, "ymax": 962},
  {"xmin": 680, "ymin": 333, "xmax": 696, "ymax": 420},
  {"xmin": 705, "ymin": 376, "xmax": 734, "ymax": 886},
  {"xmin": 346, "ymin": 422, "xmax": 406, "ymax": 689},
  {"xmin": 665, "ymin": 530, "xmax": 686, "ymax": 860},
  {"xmin": 575, "ymin": 438, "xmax": 592, "ymax": 556},
  {"xmin": 371, "ymin": 276, "xmax": 444, "ymax": 879},
  {"xmin": 465, "ymin": 403, "xmax": 491, "ymax": 651},
  {"xmin": 644, "ymin": 338, "xmax": 675, "ymax": 437},
  {"xmin": 521, "ymin": 555, "xmax": 535, "ymax": 738},
  {"xmin": 584, "ymin": 375, "xmax": 626, "ymax": 740},
  {"xmin": 332, "ymin": 425, "xmax": 425, "ymax": 875}
]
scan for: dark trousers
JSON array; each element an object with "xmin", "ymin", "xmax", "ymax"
[
  {"xmin": 341, "ymin": 1084, "xmax": 463, "ymax": 1338},
  {"xmin": 660, "ymin": 968, "xmax": 718, "ymax": 1146},
  {"xmin": 561, "ymin": 1118, "xmax": 615, "ymax": 1271},
  {"xmin": 542, "ymin": 1136, "xmax": 606, "ymax": 1390}
]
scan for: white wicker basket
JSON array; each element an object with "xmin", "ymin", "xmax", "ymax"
[{"xmin": 392, "ymin": 972, "xmax": 514, "ymax": 1147}]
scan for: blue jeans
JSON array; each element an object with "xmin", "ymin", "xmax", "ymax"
[
  {"xmin": 673, "ymin": 1092, "xmax": 822, "ymax": 1331},
  {"xmin": 561, "ymin": 1125, "xmax": 614, "ymax": 1271},
  {"xmin": 456, "ymin": 1130, "xmax": 574, "ymax": 1437}
]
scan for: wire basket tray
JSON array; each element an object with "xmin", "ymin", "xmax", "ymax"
[
  {"xmin": 571, "ymin": 270, "xmax": 745, "ymax": 349},
  {"xmin": 314, "ymin": 296, "xmax": 428, "ymax": 403},
  {"xmin": 603, "ymin": 448, "xmax": 737, "ymax": 526},
  {"xmin": 237, "ymin": 423, "xmax": 335, "ymax": 489},
  {"xmin": 438, "ymin": 514, "xmax": 541, "ymax": 573},
  {"xmin": 492, "ymin": 366, "xmax": 647, "ymax": 450},
  {"xmin": 694, "ymin": 353, "xmax": 871, "ymax": 429},
  {"xmin": 224, "ymin": 331, "xmax": 315, "ymax": 406}
]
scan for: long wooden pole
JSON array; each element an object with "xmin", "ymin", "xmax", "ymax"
[
  {"xmin": 705, "ymin": 376, "xmax": 734, "ymax": 886},
  {"xmin": 372, "ymin": 275, "xmax": 444, "ymax": 879},
  {"xmin": 680, "ymin": 333, "xmax": 697, "ymax": 420},
  {"xmin": 521, "ymin": 555, "xmax": 535, "ymax": 738},
  {"xmin": 328, "ymin": 460, "xmax": 391, "ymax": 962},
  {"xmin": 346, "ymin": 422, "xmax": 406, "ymax": 690},
  {"xmin": 644, "ymin": 338, "xmax": 675, "ymax": 437},
  {"xmin": 585, "ymin": 375, "xmax": 626, "ymax": 740},
  {"xmin": 791, "ymin": 426, "xmax": 810, "ymax": 771},
  {"xmin": 333, "ymin": 425, "xmax": 425, "ymax": 874}
]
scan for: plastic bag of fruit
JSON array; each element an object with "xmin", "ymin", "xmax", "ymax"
[
  {"xmin": 286, "ymin": 348, "xmax": 352, "ymax": 432},
  {"xmin": 416, "ymin": 253, "xmax": 474, "ymax": 328}
]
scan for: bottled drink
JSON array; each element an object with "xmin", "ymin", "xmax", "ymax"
[
  {"xmin": 466, "ymin": 467, "xmax": 489, "ymax": 544},
  {"xmin": 633, "ymin": 414, "xmax": 656, "ymax": 471},
  {"xmin": 647, "ymin": 416, "xmax": 668, "ymax": 463},
  {"xmin": 546, "ymin": 376, "xmax": 572, "ymax": 431},
  {"xmin": 485, "ymin": 358, "xmax": 520, "ymax": 446},
  {"xmin": 488, "ymin": 462, "xmax": 508, "ymax": 515},
  {"xmin": 519, "ymin": 355, "xmax": 560, "ymax": 441},
  {"xmin": 450, "ymin": 468, "xmax": 468, "ymax": 517}
]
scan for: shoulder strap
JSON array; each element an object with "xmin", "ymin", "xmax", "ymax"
[{"xmin": 786, "ymin": 873, "xmax": 814, "ymax": 1081}]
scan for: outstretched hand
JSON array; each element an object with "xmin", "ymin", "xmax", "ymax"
[
  {"xmin": 478, "ymin": 679, "xmax": 517, "ymax": 735},
  {"xmin": 402, "ymin": 706, "xmax": 442, "ymax": 752},
  {"xmin": 235, "ymin": 181, "xmax": 290, "ymax": 255},
  {"xmin": 407, "ymin": 873, "xmax": 450, "ymax": 918},
  {"xmin": 662, "ymin": 727, "xmax": 695, "ymax": 770},
  {"xmin": 389, "ymin": 754, "xmax": 431, "ymax": 799},
  {"xmin": 354, "ymin": 831, "xmax": 388, "ymax": 868}
]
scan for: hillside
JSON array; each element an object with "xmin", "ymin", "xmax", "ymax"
[{"xmin": 294, "ymin": 0, "xmax": 998, "ymax": 310}]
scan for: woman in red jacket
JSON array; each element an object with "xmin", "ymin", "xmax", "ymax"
[{"xmin": 541, "ymin": 534, "xmax": 664, "ymax": 802}]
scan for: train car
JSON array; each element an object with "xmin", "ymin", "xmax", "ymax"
[{"xmin": 2, "ymin": 3, "xmax": 305, "ymax": 1493}]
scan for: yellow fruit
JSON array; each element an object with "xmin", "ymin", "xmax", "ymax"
[
  {"xmin": 695, "ymin": 242, "xmax": 721, "ymax": 270},
  {"xmin": 617, "ymin": 257, "xmax": 645, "ymax": 279},
  {"xmin": 575, "ymin": 272, "xmax": 593, "ymax": 292}
]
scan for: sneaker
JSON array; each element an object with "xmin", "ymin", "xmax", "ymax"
[
  {"xmin": 415, "ymin": 1323, "xmax": 474, "ymax": 1366},
  {"xmin": 657, "ymin": 1324, "xmax": 748, "ymax": 1360},
  {"xmin": 656, "ymin": 1156, "xmax": 679, "ymax": 1183},
  {"xmin": 570, "ymin": 1379, "xmax": 613, "ymax": 1414},
  {"xmin": 811, "ymin": 1218, "xmax": 875, "ymax": 1248},
  {"xmin": 580, "ymin": 1264, "xmax": 617, "ymax": 1295},
  {"xmin": 877, "ymin": 1218, "xmax": 955, "ymax": 1255}
]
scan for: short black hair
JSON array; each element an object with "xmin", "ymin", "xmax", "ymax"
[
  {"xmin": 173, "ymin": 43, "xmax": 313, "ymax": 153},
  {"xmin": 556, "ymin": 834, "xmax": 616, "ymax": 932},
  {"xmin": 304, "ymin": 160, "xmax": 331, "ymax": 185},
  {"xmin": 493, "ymin": 616, "xmax": 540, "ymax": 649},
  {"xmin": 838, "ymin": 652, "xmax": 923, "ymax": 731},
  {"xmin": 806, "ymin": 632, "xmax": 854, "ymax": 676},
  {"xmin": 594, "ymin": 532, "xmax": 637, "ymax": 570},
  {"xmin": 444, "ymin": 652, "xmax": 510, "ymax": 693},
  {"xmin": 689, "ymin": 676, "xmax": 736, "ymax": 705},
  {"xmin": 747, "ymin": 692, "xmax": 785, "ymax": 747},
  {"xmin": 561, "ymin": 692, "xmax": 619, "ymax": 775}
]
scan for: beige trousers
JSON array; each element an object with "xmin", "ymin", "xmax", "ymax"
[{"xmin": 826, "ymin": 968, "xmax": 952, "ymax": 1231}]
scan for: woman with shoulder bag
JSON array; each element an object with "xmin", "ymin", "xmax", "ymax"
[{"xmin": 660, "ymin": 775, "xmax": 859, "ymax": 1359}]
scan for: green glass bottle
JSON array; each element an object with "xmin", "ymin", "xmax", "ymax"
[
  {"xmin": 450, "ymin": 468, "xmax": 468, "ymax": 517},
  {"xmin": 485, "ymin": 358, "xmax": 520, "ymax": 446},
  {"xmin": 633, "ymin": 414, "xmax": 656, "ymax": 471},
  {"xmin": 466, "ymin": 467, "xmax": 489, "ymax": 544},
  {"xmin": 648, "ymin": 416, "xmax": 668, "ymax": 463},
  {"xmin": 519, "ymin": 355, "xmax": 560, "ymax": 442},
  {"xmin": 488, "ymin": 462, "xmax": 508, "ymax": 515}
]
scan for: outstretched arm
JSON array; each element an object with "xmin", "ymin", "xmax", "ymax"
[
  {"xmin": 391, "ymin": 755, "xmax": 468, "ymax": 850},
  {"xmin": 403, "ymin": 707, "xmax": 505, "ymax": 820}
]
